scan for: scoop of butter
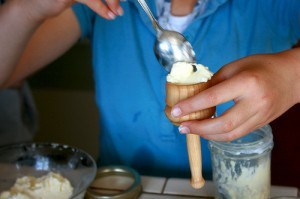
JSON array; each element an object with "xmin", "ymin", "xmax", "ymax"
[
  {"xmin": 166, "ymin": 62, "xmax": 213, "ymax": 85},
  {"xmin": 0, "ymin": 172, "xmax": 73, "ymax": 199}
]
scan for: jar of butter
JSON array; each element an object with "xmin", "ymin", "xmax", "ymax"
[{"xmin": 208, "ymin": 125, "xmax": 274, "ymax": 199}]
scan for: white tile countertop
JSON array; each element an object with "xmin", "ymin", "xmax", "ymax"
[
  {"xmin": 139, "ymin": 176, "xmax": 299, "ymax": 199},
  {"xmin": 87, "ymin": 173, "xmax": 299, "ymax": 198}
]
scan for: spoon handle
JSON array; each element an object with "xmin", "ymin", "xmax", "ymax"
[{"xmin": 137, "ymin": 0, "xmax": 163, "ymax": 34}]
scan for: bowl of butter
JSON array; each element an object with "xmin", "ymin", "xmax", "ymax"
[{"xmin": 0, "ymin": 142, "xmax": 97, "ymax": 199}]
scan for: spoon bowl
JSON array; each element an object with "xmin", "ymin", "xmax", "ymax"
[{"xmin": 137, "ymin": 0, "xmax": 196, "ymax": 72}]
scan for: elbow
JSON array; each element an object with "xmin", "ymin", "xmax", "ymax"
[
  {"xmin": 0, "ymin": 78, "xmax": 24, "ymax": 90},
  {"xmin": 0, "ymin": 78, "xmax": 9, "ymax": 89}
]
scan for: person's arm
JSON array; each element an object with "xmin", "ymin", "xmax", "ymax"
[
  {"xmin": 172, "ymin": 48, "xmax": 300, "ymax": 141},
  {"xmin": 0, "ymin": 0, "xmax": 124, "ymax": 88},
  {"xmin": 0, "ymin": 0, "xmax": 43, "ymax": 86},
  {"xmin": 2, "ymin": 8, "xmax": 81, "ymax": 88},
  {"xmin": 172, "ymin": 0, "xmax": 300, "ymax": 142}
]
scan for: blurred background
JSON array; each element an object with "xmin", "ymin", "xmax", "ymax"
[
  {"xmin": 29, "ymin": 40, "xmax": 300, "ymax": 189},
  {"xmin": 30, "ymin": 40, "xmax": 99, "ymax": 160}
]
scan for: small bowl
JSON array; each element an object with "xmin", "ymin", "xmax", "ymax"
[{"xmin": 0, "ymin": 142, "xmax": 97, "ymax": 198}]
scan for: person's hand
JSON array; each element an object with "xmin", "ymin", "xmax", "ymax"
[
  {"xmin": 75, "ymin": 0, "xmax": 125, "ymax": 19},
  {"xmin": 171, "ymin": 49, "xmax": 300, "ymax": 141},
  {"xmin": 18, "ymin": 0, "xmax": 124, "ymax": 22}
]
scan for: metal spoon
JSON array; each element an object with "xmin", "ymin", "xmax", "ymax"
[{"xmin": 137, "ymin": 0, "xmax": 196, "ymax": 72}]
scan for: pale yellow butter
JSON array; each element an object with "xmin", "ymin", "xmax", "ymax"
[
  {"xmin": 0, "ymin": 172, "xmax": 73, "ymax": 199},
  {"xmin": 166, "ymin": 62, "xmax": 213, "ymax": 84}
]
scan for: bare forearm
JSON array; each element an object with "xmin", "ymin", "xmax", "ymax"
[
  {"xmin": 2, "ymin": 8, "xmax": 81, "ymax": 88},
  {"xmin": 276, "ymin": 47, "xmax": 300, "ymax": 104},
  {"xmin": 0, "ymin": 0, "xmax": 42, "ymax": 85},
  {"xmin": 289, "ymin": 48, "xmax": 300, "ymax": 97}
]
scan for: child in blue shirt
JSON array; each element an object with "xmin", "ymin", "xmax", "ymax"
[{"xmin": 1, "ymin": 0, "xmax": 300, "ymax": 178}]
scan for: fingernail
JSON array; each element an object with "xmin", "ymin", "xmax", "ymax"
[
  {"xmin": 117, "ymin": 7, "xmax": 124, "ymax": 16},
  {"xmin": 171, "ymin": 107, "xmax": 182, "ymax": 117},
  {"xmin": 179, "ymin": 125, "xmax": 190, "ymax": 134},
  {"xmin": 108, "ymin": 11, "xmax": 116, "ymax": 19}
]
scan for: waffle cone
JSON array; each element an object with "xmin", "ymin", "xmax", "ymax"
[{"xmin": 165, "ymin": 81, "xmax": 215, "ymax": 125}]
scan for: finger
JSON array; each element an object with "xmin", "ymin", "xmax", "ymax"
[
  {"xmin": 75, "ymin": 0, "xmax": 116, "ymax": 19},
  {"xmin": 105, "ymin": 0, "xmax": 124, "ymax": 16},
  {"xmin": 179, "ymin": 100, "xmax": 256, "ymax": 137},
  {"xmin": 210, "ymin": 65, "xmax": 232, "ymax": 86},
  {"xmin": 211, "ymin": 56, "xmax": 257, "ymax": 86},
  {"xmin": 173, "ymin": 75, "xmax": 244, "ymax": 117},
  {"xmin": 200, "ymin": 114, "xmax": 262, "ymax": 142}
]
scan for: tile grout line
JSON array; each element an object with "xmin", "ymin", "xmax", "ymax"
[{"xmin": 161, "ymin": 178, "xmax": 168, "ymax": 194}]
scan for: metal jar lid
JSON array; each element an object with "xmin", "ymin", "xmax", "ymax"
[{"xmin": 85, "ymin": 166, "xmax": 142, "ymax": 199}]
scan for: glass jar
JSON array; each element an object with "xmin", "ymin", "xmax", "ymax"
[{"xmin": 208, "ymin": 125, "xmax": 274, "ymax": 199}]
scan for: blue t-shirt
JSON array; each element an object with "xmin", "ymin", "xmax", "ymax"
[{"xmin": 72, "ymin": 0, "xmax": 300, "ymax": 179}]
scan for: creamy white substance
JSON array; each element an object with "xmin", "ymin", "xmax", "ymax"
[
  {"xmin": 0, "ymin": 172, "xmax": 73, "ymax": 199},
  {"xmin": 166, "ymin": 62, "xmax": 213, "ymax": 84},
  {"xmin": 212, "ymin": 154, "xmax": 271, "ymax": 199}
]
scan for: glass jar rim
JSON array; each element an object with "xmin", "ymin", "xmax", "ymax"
[{"xmin": 208, "ymin": 125, "xmax": 274, "ymax": 156}]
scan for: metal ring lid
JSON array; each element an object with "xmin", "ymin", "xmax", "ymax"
[{"xmin": 85, "ymin": 166, "xmax": 142, "ymax": 199}]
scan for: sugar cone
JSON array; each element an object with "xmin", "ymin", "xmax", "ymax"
[{"xmin": 165, "ymin": 81, "xmax": 215, "ymax": 189}]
